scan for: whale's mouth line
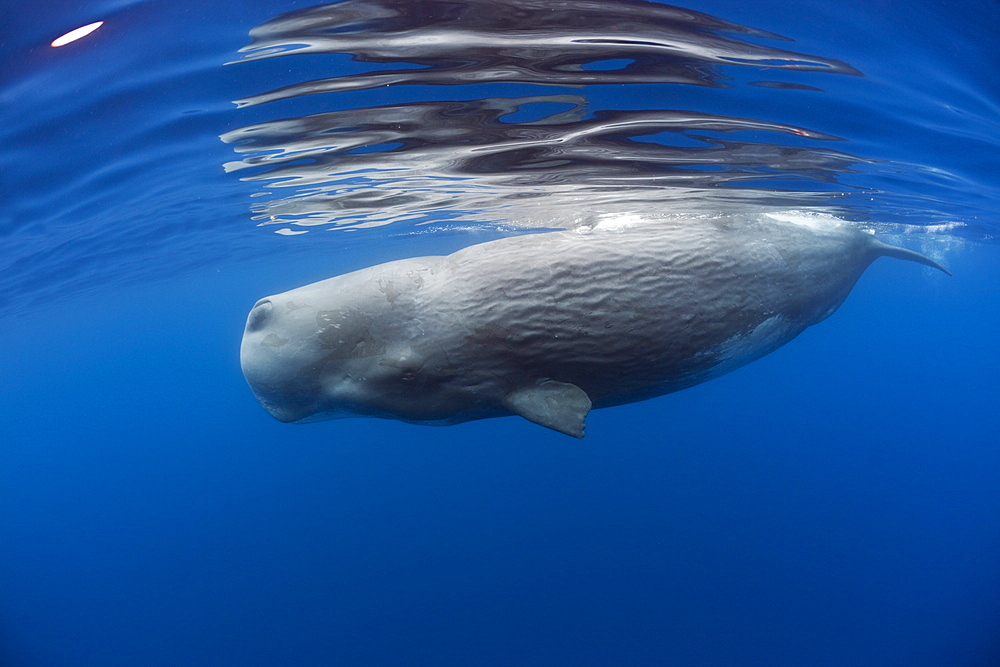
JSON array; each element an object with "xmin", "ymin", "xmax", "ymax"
[
  {"xmin": 294, "ymin": 409, "xmax": 353, "ymax": 423},
  {"xmin": 247, "ymin": 387, "xmax": 308, "ymax": 423}
]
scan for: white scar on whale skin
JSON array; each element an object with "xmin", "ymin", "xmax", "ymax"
[
  {"xmin": 240, "ymin": 213, "xmax": 949, "ymax": 438},
  {"xmin": 702, "ymin": 314, "xmax": 790, "ymax": 375}
]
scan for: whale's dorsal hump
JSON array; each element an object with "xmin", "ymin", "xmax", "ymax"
[{"xmin": 503, "ymin": 379, "xmax": 592, "ymax": 438}]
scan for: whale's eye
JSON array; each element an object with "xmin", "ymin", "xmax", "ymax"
[
  {"xmin": 400, "ymin": 370, "xmax": 417, "ymax": 383},
  {"xmin": 247, "ymin": 299, "xmax": 273, "ymax": 332}
]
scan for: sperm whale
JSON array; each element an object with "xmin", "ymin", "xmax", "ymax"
[{"xmin": 240, "ymin": 213, "xmax": 947, "ymax": 437}]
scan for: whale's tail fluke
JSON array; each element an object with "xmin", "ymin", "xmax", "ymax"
[{"xmin": 872, "ymin": 239, "xmax": 952, "ymax": 276}]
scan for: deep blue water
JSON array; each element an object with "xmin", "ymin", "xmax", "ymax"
[{"xmin": 2, "ymin": 1, "xmax": 999, "ymax": 665}]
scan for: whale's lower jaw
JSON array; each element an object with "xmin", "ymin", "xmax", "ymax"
[
  {"xmin": 292, "ymin": 406, "xmax": 507, "ymax": 428},
  {"xmin": 251, "ymin": 395, "xmax": 313, "ymax": 424}
]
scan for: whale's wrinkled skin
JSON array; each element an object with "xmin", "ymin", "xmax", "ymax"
[{"xmin": 240, "ymin": 214, "xmax": 947, "ymax": 438}]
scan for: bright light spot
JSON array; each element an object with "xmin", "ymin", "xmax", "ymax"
[
  {"xmin": 765, "ymin": 210, "xmax": 844, "ymax": 232},
  {"xmin": 51, "ymin": 21, "xmax": 104, "ymax": 47},
  {"xmin": 587, "ymin": 213, "xmax": 643, "ymax": 232}
]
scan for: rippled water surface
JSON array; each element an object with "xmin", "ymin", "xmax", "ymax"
[
  {"xmin": 2, "ymin": 1, "xmax": 998, "ymax": 665},
  {"xmin": 2, "ymin": 0, "xmax": 996, "ymax": 312}
]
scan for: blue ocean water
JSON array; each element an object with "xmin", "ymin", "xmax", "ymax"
[{"xmin": 1, "ymin": 0, "xmax": 998, "ymax": 664}]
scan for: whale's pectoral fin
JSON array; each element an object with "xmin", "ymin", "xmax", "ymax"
[{"xmin": 503, "ymin": 379, "xmax": 592, "ymax": 438}]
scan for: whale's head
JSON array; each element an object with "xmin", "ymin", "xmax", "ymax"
[{"xmin": 239, "ymin": 257, "xmax": 479, "ymax": 426}]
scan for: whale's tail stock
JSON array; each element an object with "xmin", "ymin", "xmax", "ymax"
[{"xmin": 872, "ymin": 238, "xmax": 952, "ymax": 276}]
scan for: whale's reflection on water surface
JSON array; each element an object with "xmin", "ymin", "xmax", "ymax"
[{"xmin": 223, "ymin": 0, "xmax": 877, "ymax": 235}]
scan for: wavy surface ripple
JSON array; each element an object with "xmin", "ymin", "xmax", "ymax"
[{"xmin": 231, "ymin": 0, "xmax": 859, "ymax": 105}]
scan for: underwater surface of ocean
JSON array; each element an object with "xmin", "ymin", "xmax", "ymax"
[{"xmin": 2, "ymin": 0, "xmax": 999, "ymax": 664}]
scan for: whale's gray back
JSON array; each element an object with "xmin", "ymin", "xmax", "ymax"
[{"xmin": 420, "ymin": 219, "xmax": 878, "ymax": 407}]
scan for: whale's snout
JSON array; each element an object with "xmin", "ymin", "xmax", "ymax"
[{"xmin": 240, "ymin": 295, "xmax": 313, "ymax": 423}]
